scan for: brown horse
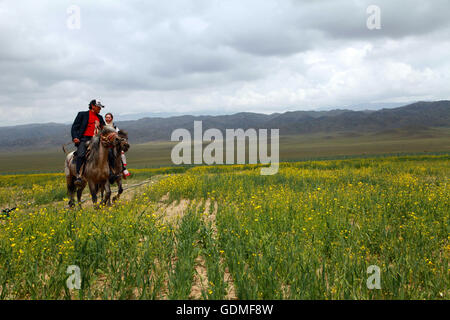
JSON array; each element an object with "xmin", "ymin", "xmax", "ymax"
[
  {"xmin": 102, "ymin": 129, "xmax": 130, "ymax": 203},
  {"xmin": 64, "ymin": 127, "xmax": 119, "ymax": 208}
]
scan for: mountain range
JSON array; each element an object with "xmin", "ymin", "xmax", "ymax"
[{"xmin": 0, "ymin": 100, "xmax": 449, "ymax": 151}]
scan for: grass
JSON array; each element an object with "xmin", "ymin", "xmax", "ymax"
[
  {"xmin": 0, "ymin": 154, "xmax": 448, "ymax": 299},
  {"xmin": 0, "ymin": 167, "xmax": 188, "ymax": 208},
  {"xmin": 149, "ymin": 155, "xmax": 449, "ymax": 299},
  {"xmin": 1, "ymin": 128, "xmax": 449, "ymax": 174}
]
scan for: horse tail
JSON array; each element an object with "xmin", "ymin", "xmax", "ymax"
[{"xmin": 62, "ymin": 142, "xmax": 72, "ymax": 155}]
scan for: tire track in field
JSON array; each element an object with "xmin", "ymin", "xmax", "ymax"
[
  {"xmin": 156, "ymin": 197, "xmax": 236, "ymax": 300},
  {"xmin": 68, "ymin": 175, "xmax": 166, "ymax": 208}
]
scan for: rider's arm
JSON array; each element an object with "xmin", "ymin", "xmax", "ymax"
[{"xmin": 71, "ymin": 112, "xmax": 83, "ymax": 141}]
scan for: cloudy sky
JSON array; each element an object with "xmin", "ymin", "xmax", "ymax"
[{"xmin": 1, "ymin": 0, "xmax": 449, "ymax": 126}]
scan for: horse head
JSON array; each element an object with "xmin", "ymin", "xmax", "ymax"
[
  {"xmin": 100, "ymin": 127, "xmax": 119, "ymax": 148},
  {"xmin": 117, "ymin": 130, "xmax": 130, "ymax": 152}
]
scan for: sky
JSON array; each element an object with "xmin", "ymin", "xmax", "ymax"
[{"xmin": 0, "ymin": 0, "xmax": 449, "ymax": 126}]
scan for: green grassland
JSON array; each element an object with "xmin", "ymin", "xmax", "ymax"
[
  {"xmin": 0, "ymin": 155, "xmax": 448, "ymax": 299},
  {"xmin": 0, "ymin": 127, "xmax": 449, "ymax": 174}
]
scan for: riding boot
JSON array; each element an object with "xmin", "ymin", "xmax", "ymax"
[
  {"xmin": 74, "ymin": 171, "xmax": 83, "ymax": 186},
  {"xmin": 122, "ymin": 162, "xmax": 130, "ymax": 179}
]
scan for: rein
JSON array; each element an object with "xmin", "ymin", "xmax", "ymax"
[{"xmin": 101, "ymin": 132, "xmax": 118, "ymax": 148}]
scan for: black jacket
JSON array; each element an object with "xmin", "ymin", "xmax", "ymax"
[{"xmin": 71, "ymin": 111, "xmax": 106, "ymax": 140}]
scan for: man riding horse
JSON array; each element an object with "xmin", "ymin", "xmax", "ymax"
[{"xmin": 71, "ymin": 99, "xmax": 106, "ymax": 186}]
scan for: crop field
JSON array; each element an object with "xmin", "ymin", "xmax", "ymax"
[{"xmin": 0, "ymin": 155, "xmax": 448, "ymax": 299}]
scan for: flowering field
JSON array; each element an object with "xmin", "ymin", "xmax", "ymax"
[{"xmin": 0, "ymin": 155, "xmax": 448, "ymax": 299}]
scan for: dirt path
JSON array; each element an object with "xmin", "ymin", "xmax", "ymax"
[
  {"xmin": 4, "ymin": 175, "xmax": 167, "ymax": 215},
  {"xmin": 65, "ymin": 175, "xmax": 166, "ymax": 209}
]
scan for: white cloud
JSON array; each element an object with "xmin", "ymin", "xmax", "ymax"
[{"xmin": 0, "ymin": 0, "xmax": 449, "ymax": 126}]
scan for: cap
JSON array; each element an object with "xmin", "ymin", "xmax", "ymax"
[{"xmin": 90, "ymin": 99, "xmax": 105, "ymax": 108}]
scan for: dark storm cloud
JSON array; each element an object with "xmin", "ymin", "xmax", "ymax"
[{"xmin": 288, "ymin": 0, "xmax": 450, "ymax": 40}]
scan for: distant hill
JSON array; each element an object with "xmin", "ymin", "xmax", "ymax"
[{"xmin": 0, "ymin": 100, "xmax": 449, "ymax": 151}]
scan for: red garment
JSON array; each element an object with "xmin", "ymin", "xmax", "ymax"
[{"xmin": 83, "ymin": 110, "xmax": 100, "ymax": 137}]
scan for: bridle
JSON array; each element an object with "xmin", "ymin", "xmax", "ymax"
[
  {"xmin": 119, "ymin": 136, "xmax": 129, "ymax": 152},
  {"xmin": 101, "ymin": 131, "xmax": 118, "ymax": 148}
]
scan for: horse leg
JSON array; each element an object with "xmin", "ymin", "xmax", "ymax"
[
  {"xmin": 76, "ymin": 186, "xmax": 83, "ymax": 209},
  {"xmin": 112, "ymin": 179, "xmax": 123, "ymax": 203},
  {"xmin": 102, "ymin": 181, "xmax": 112, "ymax": 206},
  {"xmin": 67, "ymin": 176, "xmax": 76, "ymax": 208},
  {"xmin": 89, "ymin": 180, "xmax": 99, "ymax": 209}
]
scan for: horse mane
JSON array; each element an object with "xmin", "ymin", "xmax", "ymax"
[
  {"xmin": 86, "ymin": 135, "xmax": 100, "ymax": 162},
  {"xmin": 86, "ymin": 127, "xmax": 117, "ymax": 163}
]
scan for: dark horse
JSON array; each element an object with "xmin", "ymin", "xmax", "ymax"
[
  {"xmin": 64, "ymin": 127, "xmax": 119, "ymax": 208},
  {"xmin": 102, "ymin": 129, "xmax": 130, "ymax": 203}
]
